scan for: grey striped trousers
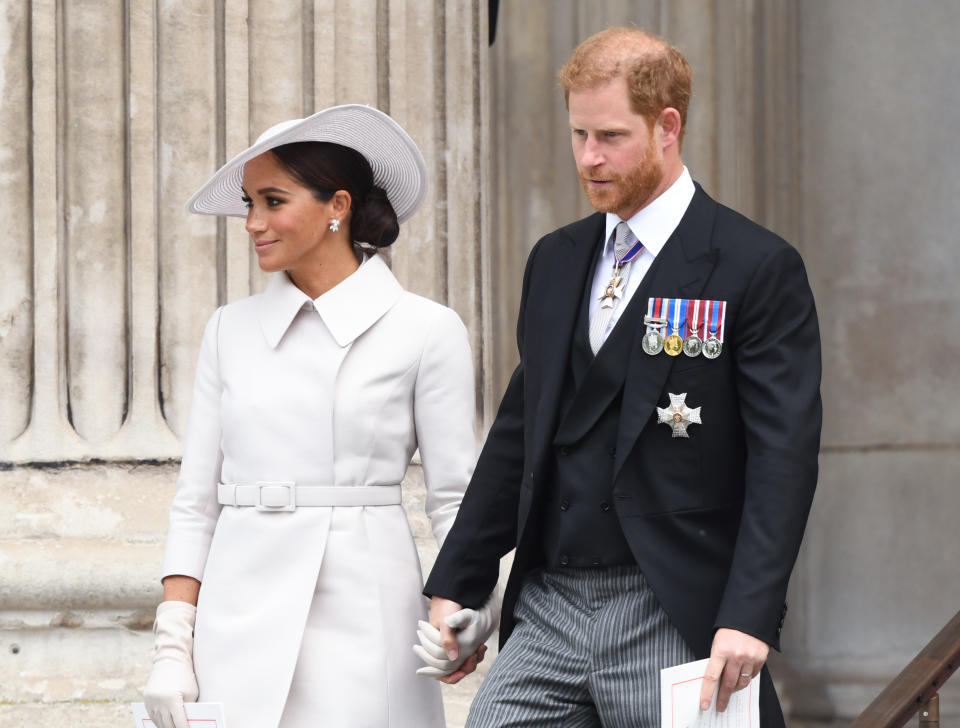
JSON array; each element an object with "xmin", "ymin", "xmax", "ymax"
[{"xmin": 466, "ymin": 566, "xmax": 695, "ymax": 728}]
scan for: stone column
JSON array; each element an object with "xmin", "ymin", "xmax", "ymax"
[{"xmin": 0, "ymin": 2, "xmax": 489, "ymax": 726}]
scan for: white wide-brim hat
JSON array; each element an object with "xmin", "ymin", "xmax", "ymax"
[{"xmin": 186, "ymin": 104, "xmax": 427, "ymax": 224}]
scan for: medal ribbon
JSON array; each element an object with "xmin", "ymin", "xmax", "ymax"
[
  {"xmin": 614, "ymin": 240, "xmax": 644, "ymax": 269},
  {"xmin": 670, "ymin": 297, "xmax": 682, "ymax": 334},
  {"xmin": 688, "ymin": 299, "xmax": 701, "ymax": 336},
  {"xmin": 705, "ymin": 300, "xmax": 727, "ymax": 342}
]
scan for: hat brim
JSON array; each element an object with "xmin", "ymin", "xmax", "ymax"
[{"xmin": 186, "ymin": 104, "xmax": 428, "ymax": 224}]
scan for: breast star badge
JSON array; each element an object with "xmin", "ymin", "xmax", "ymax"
[{"xmin": 657, "ymin": 392, "xmax": 702, "ymax": 438}]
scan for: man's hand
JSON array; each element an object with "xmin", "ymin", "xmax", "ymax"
[
  {"xmin": 437, "ymin": 643, "xmax": 487, "ymax": 685},
  {"xmin": 414, "ymin": 619, "xmax": 487, "ymax": 682},
  {"xmin": 415, "ymin": 593, "xmax": 499, "ymax": 684},
  {"xmin": 699, "ymin": 628, "xmax": 769, "ymax": 712},
  {"xmin": 428, "ymin": 596, "xmax": 464, "ymax": 662}
]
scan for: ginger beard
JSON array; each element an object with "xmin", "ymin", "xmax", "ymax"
[{"xmin": 578, "ymin": 140, "xmax": 665, "ymax": 218}]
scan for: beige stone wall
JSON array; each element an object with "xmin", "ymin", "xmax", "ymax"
[
  {"xmin": 1, "ymin": 1, "xmax": 491, "ymax": 725},
  {"xmin": 7, "ymin": 0, "xmax": 960, "ymax": 726}
]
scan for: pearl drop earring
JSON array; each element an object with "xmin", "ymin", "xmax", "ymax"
[{"xmin": 329, "ymin": 219, "xmax": 340, "ymax": 232}]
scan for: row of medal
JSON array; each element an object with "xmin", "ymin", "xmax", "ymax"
[{"xmin": 642, "ymin": 297, "xmax": 727, "ymax": 359}]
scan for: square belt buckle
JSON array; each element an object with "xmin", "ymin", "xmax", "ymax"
[{"xmin": 255, "ymin": 481, "xmax": 296, "ymax": 512}]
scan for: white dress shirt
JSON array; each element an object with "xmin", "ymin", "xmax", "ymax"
[{"xmin": 587, "ymin": 167, "xmax": 696, "ymax": 345}]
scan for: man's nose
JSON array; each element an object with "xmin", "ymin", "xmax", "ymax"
[{"xmin": 579, "ymin": 136, "xmax": 604, "ymax": 167}]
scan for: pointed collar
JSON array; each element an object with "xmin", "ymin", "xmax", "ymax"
[
  {"xmin": 603, "ymin": 166, "xmax": 696, "ymax": 258},
  {"xmin": 257, "ymin": 252, "xmax": 404, "ymax": 349}
]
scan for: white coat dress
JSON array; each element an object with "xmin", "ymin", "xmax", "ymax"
[{"xmin": 160, "ymin": 251, "xmax": 476, "ymax": 728}]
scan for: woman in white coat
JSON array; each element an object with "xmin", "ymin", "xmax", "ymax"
[{"xmin": 143, "ymin": 105, "xmax": 491, "ymax": 728}]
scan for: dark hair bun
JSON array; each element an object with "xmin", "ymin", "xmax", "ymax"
[{"xmin": 351, "ymin": 185, "xmax": 400, "ymax": 247}]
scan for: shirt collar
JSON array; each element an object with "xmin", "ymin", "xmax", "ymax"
[
  {"xmin": 603, "ymin": 166, "xmax": 696, "ymax": 258},
  {"xmin": 257, "ymin": 251, "xmax": 403, "ymax": 349}
]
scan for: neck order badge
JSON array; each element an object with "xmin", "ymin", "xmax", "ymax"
[{"xmin": 590, "ymin": 222, "xmax": 644, "ymax": 353}]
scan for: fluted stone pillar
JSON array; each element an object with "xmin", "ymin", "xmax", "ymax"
[{"xmin": 0, "ymin": 2, "xmax": 489, "ymax": 726}]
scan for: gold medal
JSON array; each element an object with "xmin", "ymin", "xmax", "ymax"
[
  {"xmin": 664, "ymin": 330, "xmax": 683, "ymax": 356},
  {"xmin": 664, "ymin": 298, "xmax": 684, "ymax": 356}
]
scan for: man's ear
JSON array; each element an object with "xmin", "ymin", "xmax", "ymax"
[{"xmin": 657, "ymin": 107, "xmax": 682, "ymax": 149}]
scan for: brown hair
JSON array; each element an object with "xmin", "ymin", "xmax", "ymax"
[{"xmin": 558, "ymin": 27, "xmax": 692, "ymax": 143}]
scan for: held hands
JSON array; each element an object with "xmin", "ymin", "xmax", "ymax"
[
  {"xmin": 413, "ymin": 591, "xmax": 501, "ymax": 683},
  {"xmin": 699, "ymin": 628, "xmax": 770, "ymax": 712},
  {"xmin": 144, "ymin": 601, "xmax": 199, "ymax": 728}
]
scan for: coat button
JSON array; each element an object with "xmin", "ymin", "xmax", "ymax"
[
  {"xmin": 591, "ymin": 557, "xmax": 601, "ymax": 566},
  {"xmin": 559, "ymin": 446, "xmax": 570, "ymax": 455},
  {"xmin": 600, "ymin": 501, "xmax": 611, "ymax": 512},
  {"xmin": 560, "ymin": 499, "xmax": 570, "ymax": 511},
  {"xmin": 560, "ymin": 555, "xmax": 570, "ymax": 566}
]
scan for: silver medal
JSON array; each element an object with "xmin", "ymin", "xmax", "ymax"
[
  {"xmin": 684, "ymin": 301, "xmax": 703, "ymax": 357},
  {"xmin": 702, "ymin": 335, "xmax": 722, "ymax": 359},
  {"xmin": 683, "ymin": 332, "xmax": 702, "ymax": 357},
  {"xmin": 642, "ymin": 329, "xmax": 664, "ymax": 355}
]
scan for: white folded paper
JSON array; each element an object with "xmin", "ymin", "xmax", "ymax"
[
  {"xmin": 130, "ymin": 702, "xmax": 227, "ymax": 727},
  {"xmin": 660, "ymin": 658, "xmax": 759, "ymax": 728}
]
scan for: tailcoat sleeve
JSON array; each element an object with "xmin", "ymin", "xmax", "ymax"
[
  {"xmin": 423, "ymin": 240, "xmax": 543, "ymax": 608},
  {"xmin": 414, "ymin": 307, "xmax": 477, "ymax": 548},
  {"xmin": 714, "ymin": 244, "xmax": 822, "ymax": 649},
  {"xmin": 160, "ymin": 307, "xmax": 225, "ymax": 582}
]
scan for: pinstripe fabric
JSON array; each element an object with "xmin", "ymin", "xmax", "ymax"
[{"xmin": 466, "ymin": 567, "xmax": 694, "ymax": 728}]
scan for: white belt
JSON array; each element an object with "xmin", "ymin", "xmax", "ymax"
[{"xmin": 217, "ymin": 482, "xmax": 402, "ymax": 511}]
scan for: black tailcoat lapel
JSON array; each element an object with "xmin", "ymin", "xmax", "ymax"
[
  {"xmin": 553, "ymin": 185, "xmax": 720, "ymax": 449},
  {"xmin": 524, "ymin": 213, "xmax": 606, "ymax": 469},
  {"xmin": 612, "ymin": 185, "xmax": 720, "ymax": 480}
]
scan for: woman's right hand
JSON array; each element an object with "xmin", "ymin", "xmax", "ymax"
[{"xmin": 144, "ymin": 601, "xmax": 199, "ymax": 728}]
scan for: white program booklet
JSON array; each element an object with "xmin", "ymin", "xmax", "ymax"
[
  {"xmin": 660, "ymin": 658, "xmax": 760, "ymax": 728},
  {"xmin": 131, "ymin": 702, "xmax": 227, "ymax": 727}
]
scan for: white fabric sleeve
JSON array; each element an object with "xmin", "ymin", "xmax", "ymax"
[
  {"xmin": 160, "ymin": 308, "xmax": 225, "ymax": 581},
  {"xmin": 413, "ymin": 306, "xmax": 476, "ymax": 548}
]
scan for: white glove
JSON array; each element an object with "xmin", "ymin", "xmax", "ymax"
[
  {"xmin": 413, "ymin": 590, "xmax": 501, "ymax": 676},
  {"xmin": 144, "ymin": 601, "xmax": 199, "ymax": 728}
]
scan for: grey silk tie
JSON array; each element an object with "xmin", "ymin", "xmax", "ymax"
[{"xmin": 588, "ymin": 221, "xmax": 637, "ymax": 354}]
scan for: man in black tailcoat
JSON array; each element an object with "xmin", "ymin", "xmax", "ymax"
[{"xmin": 422, "ymin": 26, "xmax": 821, "ymax": 727}]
